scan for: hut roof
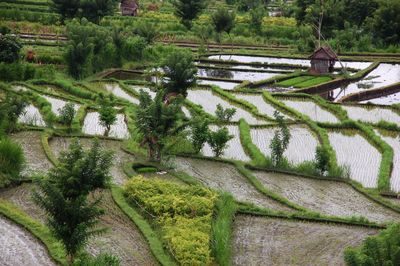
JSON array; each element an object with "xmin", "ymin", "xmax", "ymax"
[
  {"xmin": 309, "ymin": 46, "xmax": 337, "ymax": 60},
  {"xmin": 121, "ymin": 0, "xmax": 138, "ymax": 9}
]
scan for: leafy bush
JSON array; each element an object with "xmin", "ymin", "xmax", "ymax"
[
  {"xmin": 124, "ymin": 177, "xmax": 217, "ymax": 265},
  {"xmin": 122, "ymin": 36, "xmax": 147, "ymax": 60},
  {"xmin": 344, "ymin": 223, "xmax": 400, "ymax": 266},
  {"xmin": 207, "ymin": 127, "xmax": 233, "ymax": 157},
  {"xmin": 215, "ymin": 104, "xmax": 236, "ymax": 122},
  {"xmin": 0, "ymin": 137, "xmax": 25, "ymax": 180},
  {"xmin": 0, "ymin": 62, "xmax": 36, "ymax": 82},
  {"xmin": 0, "ymin": 34, "xmax": 22, "ymax": 63}
]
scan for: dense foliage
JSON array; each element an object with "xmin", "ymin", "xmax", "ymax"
[
  {"xmin": 34, "ymin": 139, "xmax": 114, "ymax": 265},
  {"xmin": 124, "ymin": 177, "xmax": 217, "ymax": 265},
  {"xmin": 345, "ymin": 223, "xmax": 400, "ymax": 266},
  {"xmin": 172, "ymin": 0, "xmax": 206, "ymax": 29},
  {"xmin": 0, "ymin": 34, "xmax": 22, "ymax": 63}
]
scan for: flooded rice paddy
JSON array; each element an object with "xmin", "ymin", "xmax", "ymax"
[
  {"xmin": 279, "ymin": 98, "xmax": 339, "ymax": 123},
  {"xmin": 360, "ymin": 91, "xmax": 400, "ymax": 105},
  {"xmin": 18, "ymin": 105, "xmax": 46, "ymax": 127},
  {"xmin": 208, "ymin": 55, "xmax": 372, "ymax": 70},
  {"xmin": 250, "ymin": 125, "xmax": 319, "ymax": 165},
  {"xmin": 129, "ymin": 86, "xmax": 156, "ymax": 99},
  {"xmin": 342, "ymin": 105, "xmax": 400, "ymax": 124},
  {"xmin": 252, "ymin": 170, "xmax": 400, "ymax": 223},
  {"xmin": 202, "ymin": 125, "xmax": 250, "ymax": 161},
  {"xmin": 82, "ymin": 112, "xmax": 130, "ymax": 139},
  {"xmin": 375, "ymin": 130, "xmax": 400, "ymax": 192},
  {"xmin": 43, "ymin": 95, "xmax": 79, "ymax": 116},
  {"xmin": 104, "ymin": 83, "xmax": 140, "ymax": 105},
  {"xmin": 328, "ymin": 130, "xmax": 381, "ymax": 188},
  {"xmin": 186, "ymin": 89, "xmax": 264, "ymax": 124},
  {"xmin": 233, "ymin": 215, "xmax": 378, "ymax": 266},
  {"xmin": 197, "ymin": 79, "xmax": 240, "ymax": 90},
  {"xmin": 172, "ymin": 157, "xmax": 293, "ymax": 212},
  {"xmin": 197, "ymin": 68, "xmax": 278, "ymax": 82},
  {"xmin": 332, "ymin": 64, "xmax": 400, "ymax": 102},
  {"xmin": 233, "ymin": 93, "xmax": 290, "ymax": 119}
]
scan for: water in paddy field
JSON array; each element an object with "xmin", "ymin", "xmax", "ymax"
[
  {"xmin": 43, "ymin": 95, "xmax": 80, "ymax": 116},
  {"xmin": 197, "ymin": 68, "xmax": 279, "ymax": 82},
  {"xmin": 197, "ymin": 79, "xmax": 240, "ymax": 90},
  {"xmin": 82, "ymin": 112, "xmax": 130, "ymax": 139},
  {"xmin": 18, "ymin": 105, "xmax": 46, "ymax": 127},
  {"xmin": 129, "ymin": 85, "xmax": 156, "ymax": 99},
  {"xmin": 329, "ymin": 64, "xmax": 400, "ymax": 102},
  {"xmin": 104, "ymin": 83, "xmax": 140, "ymax": 104},
  {"xmin": 342, "ymin": 105, "xmax": 400, "ymax": 124},
  {"xmin": 186, "ymin": 89, "xmax": 265, "ymax": 124},
  {"xmin": 360, "ymin": 92, "xmax": 400, "ymax": 105},
  {"xmin": 207, "ymin": 55, "xmax": 372, "ymax": 70}
]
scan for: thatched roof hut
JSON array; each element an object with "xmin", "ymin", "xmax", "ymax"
[
  {"xmin": 121, "ymin": 0, "xmax": 138, "ymax": 16},
  {"xmin": 309, "ymin": 46, "xmax": 338, "ymax": 74}
]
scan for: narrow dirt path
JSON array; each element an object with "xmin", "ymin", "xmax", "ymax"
[
  {"xmin": 10, "ymin": 131, "xmax": 53, "ymax": 176},
  {"xmin": 233, "ymin": 215, "xmax": 378, "ymax": 266},
  {"xmin": 172, "ymin": 157, "xmax": 293, "ymax": 212},
  {"xmin": 0, "ymin": 216, "xmax": 55, "ymax": 266}
]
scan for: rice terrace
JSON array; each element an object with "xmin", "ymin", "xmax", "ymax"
[{"xmin": 1, "ymin": 0, "xmax": 400, "ymax": 265}]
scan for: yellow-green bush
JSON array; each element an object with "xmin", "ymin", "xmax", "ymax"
[{"xmin": 124, "ymin": 177, "xmax": 217, "ymax": 265}]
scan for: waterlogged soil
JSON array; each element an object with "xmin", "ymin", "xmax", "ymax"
[
  {"xmin": 104, "ymin": 83, "xmax": 140, "ymax": 105},
  {"xmin": 279, "ymin": 98, "xmax": 339, "ymax": 123},
  {"xmin": 49, "ymin": 137, "xmax": 135, "ymax": 185},
  {"xmin": 87, "ymin": 190, "xmax": 158, "ymax": 266},
  {"xmin": 129, "ymin": 86, "xmax": 156, "ymax": 99},
  {"xmin": 233, "ymin": 215, "xmax": 378, "ymax": 266},
  {"xmin": 361, "ymin": 92, "xmax": 400, "ymax": 105},
  {"xmin": 10, "ymin": 131, "xmax": 53, "ymax": 176},
  {"xmin": 252, "ymin": 171, "xmax": 400, "ymax": 223},
  {"xmin": 0, "ymin": 216, "xmax": 55, "ymax": 266},
  {"xmin": 250, "ymin": 125, "xmax": 319, "ymax": 165},
  {"xmin": 172, "ymin": 157, "xmax": 293, "ymax": 212},
  {"xmin": 202, "ymin": 125, "xmax": 250, "ymax": 162},
  {"xmin": 197, "ymin": 68, "xmax": 277, "ymax": 82},
  {"xmin": 0, "ymin": 183, "xmax": 46, "ymax": 223},
  {"xmin": 328, "ymin": 130, "xmax": 381, "ymax": 188}
]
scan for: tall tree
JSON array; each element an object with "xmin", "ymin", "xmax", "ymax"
[
  {"xmin": 172, "ymin": 0, "xmax": 207, "ymax": 29},
  {"xmin": 51, "ymin": 0, "xmax": 80, "ymax": 22},
  {"xmin": 80, "ymin": 0, "xmax": 119, "ymax": 24},
  {"xmin": 135, "ymin": 89, "xmax": 185, "ymax": 161},
  {"xmin": 34, "ymin": 139, "xmax": 113, "ymax": 265},
  {"xmin": 269, "ymin": 111, "xmax": 291, "ymax": 166},
  {"xmin": 0, "ymin": 35, "xmax": 22, "ymax": 63},
  {"xmin": 58, "ymin": 103, "xmax": 76, "ymax": 133},
  {"xmin": 368, "ymin": 0, "xmax": 400, "ymax": 45},
  {"xmin": 211, "ymin": 8, "xmax": 236, "ymax": 44},
  {"xmin": 161, "ymin": 49, "xmax": 197, "ymax": 98}
]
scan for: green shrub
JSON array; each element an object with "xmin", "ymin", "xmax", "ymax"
[
  {"xmin": 122, "ymin": 36, "xmax": 147, "ymax": 60},
  {"xmin": 124, "ymin": 177, "xmax": 217, "ymax": 265},
  {"xmin": 0, "ymin": 137, "xmax": 25, "ymax": 179},
  {"xmin": 0, "ymin": 62, "xmax": 36, "ymax": 82}
]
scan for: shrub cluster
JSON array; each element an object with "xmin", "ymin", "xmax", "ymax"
[{"xmin": 124, "ymin": 177, "xmax": 217, "ymax": 265}]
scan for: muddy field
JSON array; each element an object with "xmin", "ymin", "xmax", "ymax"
[
  {"xmin": 232, "ymin": 215, "xmax": 378, "ymax": 266},
  {"xmin": 0, "ymin": 216, "xmax": 55, "ymax": 266},
  {"xmin": 0, "ymin": 183, "xmax": 45, "ymax": 223},
  {"xmin": 87, "ymin": 190, "xmax": 158, "ymax": 266},
  {"xmin": 252, "ymin": 171, "xmax": 400, "ymax": 223},
  {"xmin": 49, "ymin": 137, "xmax": 134, "ymax": 185},
  {"xmin": 10, "ymin": 131, "xmax": 53, "ymax": 176},
  {"xmin": 172, "ymin": 157, "xmax": 293, "ymax": 212}
]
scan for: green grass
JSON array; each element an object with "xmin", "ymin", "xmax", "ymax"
[
  {"xmin": 295, "ymin": 76, "xmax": 333, "ymax": 88},
  {"xmin": 211, "ymin": 193, "xmax": 236, "ymax": 266},
  {"xmin": 276, "ymin": 76, "xmax": 315, "ymax": 87}
]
